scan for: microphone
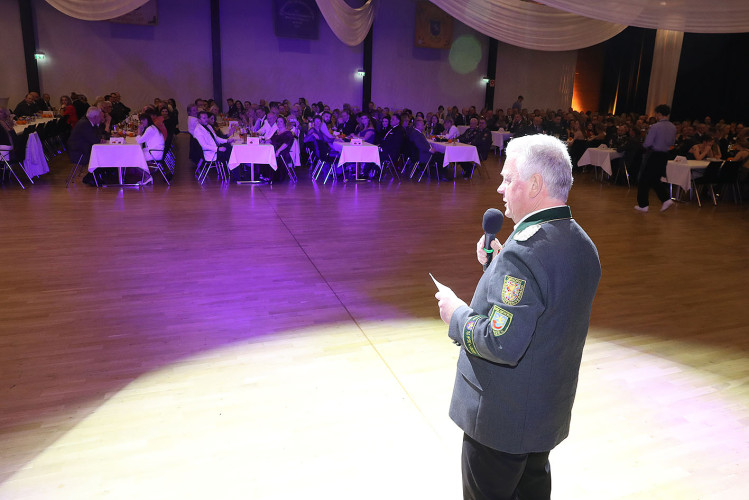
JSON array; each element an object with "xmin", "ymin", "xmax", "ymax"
[{"xmin": 482, "ymin": 208, "xmax": 504, "ymax": 265}]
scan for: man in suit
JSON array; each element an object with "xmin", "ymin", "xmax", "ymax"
[
  {"xmin": 13, "ymin": 94, "xmax": 38, "ymax": 117},
  {"xmin": 337, "ymin": 110, "xmax": 358, "ymax": 136},
  {"xmin": 436, "ymin": 134, "xmax": 601, "ymax": 500},
  {"xmin": 109, "ymin": 92, "xmax": 131, "ymax": 124},
  {"xmin": 456, "ymin": 118, "xmax": 492, "ymax": 177},
  {"xmin": 68, "ymin": 107, "xmax": 104, "ymax": 164},
  {"xmin": 193, "ymin": 110, "xmax": 233, "ymax": 163},
  {"xmin": 379, "ymin": 113, "xmax": 406, "ymax": 164}
]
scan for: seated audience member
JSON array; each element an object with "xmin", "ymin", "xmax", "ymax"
[
  {"xmin": 457, "ymin": 117, "xmax": 479, "ymax": 143},
  {"xmin": 456, "ymin": 117, "xmax": 492, "ymax": 177},
  {"xmin": 426, "ymin": 114, "xmax": 444, "ymax": 137},
  {"xmin": 693, "ymin": 122, "xmax": 710, "ymax": 144},
  {"xmin": 187, "ymin": 104, "xmax": 199, "ymax": 135},
  {"xmin": 674, "ymin": 124, "xmax": 696, "ymax": 156},
  {"xmin": 407, "ymin": 118, "xmax": 447, "ymax": 179},
  {"xmin": 374, "ymin": 115, "xmax": 390, "ymax": 145},
  {"xmin": 304, "ymin": 115, "xmax": 332, "ymax": 159},
  {"xmin": 68, "ymin": 107, "xmax": 104, "ymax": 165},
  {"xmin": 451, "ymin": 106, "xmax": 465, "ymax": 126},
  {"xmin": 59, "ymin": 95, "xmax": 78, "ymax": 127},
  {"xmin": 523, "ymin": 115, "xmax": 545, "ymax": 136},
  {"xmin": 193, "ymin": 110, "xmax": 233, "ymax": 163},
  {"xmin": 688, "ymin": 135, "xmax": 721, "ymax": 160},
  {"xmin": 337, "ymin": 110, "xmax": 358, "ymax": 136},
  {"xmin": 109, "ymin": 92, "xmax": 130, "ymax": 124},
  {"xmin": 586, "ymin": 123, "xmax": 607, "ymax": 147},
  {"xmin": 612, "ymin": 123, "xmax": 643, "ymax": 182},
  {"xmin": 268, "ymin": 116, "xmax": 295, "ymax": 181},
  {"xmin": 227, "ymin": 100, "xmax": 244, "ymax": 120},
  {"xmin": 508, "ymin": 113, "xmax": 525, "ymax": 134},
  {"xmin": 39, "ymin": 93, "xmax": 53, "ymax": 112},
  {"xmin": 13, "ymin": 94, "xmax": 39, "ymax": 117},
  {"xmin": 207, "ymin": 112, "xmax": 234, "ymax": 140},
  {"xmin": 729, "ymin": 139, "xmax": 749, "ymax": 167},
  {"xmin": 288, "ymin": 115, "xmax": 301, "ymax": 138},
  {"xmin": 161, "ymin": 105, "xmax": 178, "ymax": 136},
  {"xmin": 473, "ymin": 118, "xmax": 493, "ymax": 160},
  {"xmin": 72, "ymin": 93, "xmax": 90, "ymax": 124},
  {"xmin": 354, "ymin": 113, "xmax": 376, "ymax": 143},
  {"xmin": 321, "ymin": 111, "xmax": 336, "ymax": 140},
  {"xmin": 440, "ymin": 118, "xmax": 459, "ymax": 140},
  {"xmin": 258, "ymin": 112, "xmax": 278, "ymax": 141},
  {"xmin": 252, "ymin": 107, "xmax": 268, "ymax": 132},
  {"xmin": 379, "ymin": 113, "xmax": 406, "ymax": 164},
  {"xmin": 546, "ymin": 115, "xmax": 568, "ymax": 140},
  {"xmin": 97, "ymin": 100, "xmax": 114, "ymax": 139},
  {"xmin": 136, "ymin": 113, "xmax": 165, "ymax": 162},
  {"xmin": 150, "ymin": 108, "xmax": 168, "ymax": 140},
  {"xmin": 0, "ymin": 108, "xmax": 17, "ymax": 151}
]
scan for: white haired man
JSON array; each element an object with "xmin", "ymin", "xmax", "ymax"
[
  {"xmin": 436, "ymin": 134, "xmax": 601, "ymax": 500},
  {"xmin": 68, "ymin": 107, "xmax": 104, "ymax": 165}
]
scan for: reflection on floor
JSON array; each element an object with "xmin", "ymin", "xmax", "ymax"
[{"xmin": 0, "ymin": 138, "xmax": 747, "ymax": 499}]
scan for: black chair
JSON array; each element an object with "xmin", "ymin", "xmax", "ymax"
[
  {"xmin": 1, "ymin": 130, "xmax": 31, "ymax": 188},
  {"xmin": 692, "ymin": 161, "xmax": 723, "ymax": 207},
  {"xmin": 716, "ymin": 160, "xmax": 742, "ymax": 204},
  {"xmin": 146, "ymin": 134, "xmax": 174, "ymax": 185}
]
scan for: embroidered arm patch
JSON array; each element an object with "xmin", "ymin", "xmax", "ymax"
[
  {"xmin": 462, "ymin": 315, "xmax": 484, "ymax": 356},
  {"xmin": 501, "ymin": 275, "xmax": 526, "ymax": 306},
  {"xmin": 489, "ymin": 305, "xmax": 513, "ymax": 336}
]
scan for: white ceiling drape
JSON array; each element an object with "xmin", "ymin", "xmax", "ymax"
[
  {"xmin": 44, "ymin": 0, "xmax": 150, "ymax": 21},
  {"xmin": 534, "ymin": 0, "xmax": 749, "ymax": 34},
  {"xmin": 315, "ymin": 0, "xmax": 378, "ymax": 47},
  {"xmin": 427, "ymin": 0, "xmax": 626, "ymax": 51}
]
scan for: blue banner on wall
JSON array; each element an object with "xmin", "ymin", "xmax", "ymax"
[{"xmin": 274, "ymin": 0, "xmax": 319, "ymax": 40}]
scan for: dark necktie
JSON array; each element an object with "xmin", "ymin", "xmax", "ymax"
[{"xmin": 204, "ymin": 124, "xmax": 219, "ymax": 145}]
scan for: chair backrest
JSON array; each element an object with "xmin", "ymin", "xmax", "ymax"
[
  {"xmin": 718, "ymin": 160, "xmax": 741, "ymax": 182},
  {"xmin": 163, "ymin": 133, "xmax": 174, "ymax": 154},
  {"xmin": 14, "ymin": 132, "xmax": 29, "ymax": 162},
  {"xmin": 188, "ymin": 135, "xmax": 203, "ymax": 164},
  {"xmin": 701, "ymin": 161, "xmax": 723, "ymax": 183}
]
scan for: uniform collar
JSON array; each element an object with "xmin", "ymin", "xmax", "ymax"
[{"xmin": 511, "ymin": 205, "xmax": 572, "ymax": 237}]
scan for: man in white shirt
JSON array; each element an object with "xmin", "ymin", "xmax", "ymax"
[
  {"xmin": 187, "ymin": 105, "xmax": 199, "ymax": 135},
  {"xmin": 257, "ymin": 112, "xmax": 278, "ymax": 141},
  {"xmin": 193, "ymin": 110, "xmax": 232, "ymax": 162}
]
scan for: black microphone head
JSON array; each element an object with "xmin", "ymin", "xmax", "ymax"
[{"xmin": 482, "ymin": 208, "xmax": 504, "ymax": 235}]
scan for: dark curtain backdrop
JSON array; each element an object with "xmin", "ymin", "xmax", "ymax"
[
  {"xmin": 671, "ymin": 32, "xmax": 749, "ymax": 123},
  {"xmin": 599, "ymin": 27, "xmax": 656, "ymax": 116}
]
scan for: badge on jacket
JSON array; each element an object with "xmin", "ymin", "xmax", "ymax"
[
  {"xmin": 489, "ymin": 305, "xmax": 513, "ymax": 336},
  {"xmin": 502, "ymin": 275, "xmax": 526, "ymax": 306}
]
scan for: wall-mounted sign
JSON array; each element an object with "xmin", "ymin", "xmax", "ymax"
[{"xmin": 274, "ymin": 0, "xmax": 319, "ymax": 40}]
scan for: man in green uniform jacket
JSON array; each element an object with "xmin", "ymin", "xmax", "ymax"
[{"xmin": 436, "ymin": 134, "xmax": 601, "ymax": 500}]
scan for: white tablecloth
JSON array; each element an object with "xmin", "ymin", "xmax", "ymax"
[
  {"xmin": 491, "ymin": 131, "xmax": 512, "ymax": 151},
  {"xmin": 13, "ymin": 117, "xmax": 54, "ymax": 136},
  {"xmin": 23, "ymin": 132, "xmax": 50, "ymax": 178},
  {"xmin": 88, "ymin": 144, "xmax": 149, "ymax": 173},
  {"xmin": 331, "ymin": 141, "xmax": 380, "ymax": 167},
  {"xmin": 578, "ymin": 147, "xmax": 623, "ymax": 176},
  {"xmin": 428, "ymin": 141, "xmax": 481, "ymax": 167},
  {"xmin": 227, "ymin": 144, "xmax": 277, "ymax": 171},
  {"xmin": 665, "ymin": 159, "xmax": 710, "ymax": 191}
]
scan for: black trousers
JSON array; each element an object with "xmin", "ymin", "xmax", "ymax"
[
  {"xmin": 216, "ymin": 144, "xmax": 232, "ymax": 164},
  {"xmin": 462, "ymin": 433, "xmax": 551, "ymax": 500},
  {"xmin": 637, "ymin": 150, "xmax": 670, "ymax": 207}
]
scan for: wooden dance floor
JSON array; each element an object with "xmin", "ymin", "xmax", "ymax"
[{"xmin": 1, "ymin": 138, "xmax": 747, "ymax": 499}]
